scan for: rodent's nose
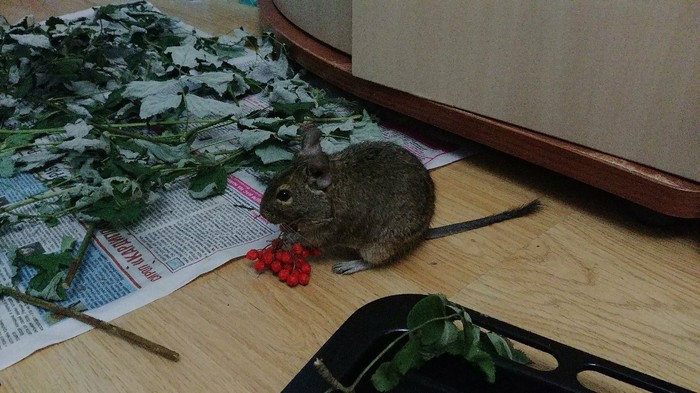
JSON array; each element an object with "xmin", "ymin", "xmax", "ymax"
[{"xmin": 259, "ymin": 206, "xmax": 277, "ymax": 223}]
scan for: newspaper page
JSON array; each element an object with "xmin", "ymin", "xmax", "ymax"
[{"xmin": 0, "ymin": 9, "xmax": 476, "ymax": 371}]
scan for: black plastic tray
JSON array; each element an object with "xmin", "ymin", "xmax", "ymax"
[{"xmin": 282, "ymin": 294, "xmax": 691, "ymax": 393}]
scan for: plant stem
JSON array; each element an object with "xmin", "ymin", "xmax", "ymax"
[
  {"xmin": 0, "ymin": 127, "xmax": 65, "ymax": 135},
  {"xmin": 0, "ymin": 186, "xmax": 79, "ymax": 213},
  {"xmin": 5, "ymin": 205, "xmax": 80, "ymax": 224},
  {"xmin": 0, "ymin": 285, "xmax": 180, "ymax": 361},
  {"xmin": 62, "ymin": 222, "xmax": 97, "ymax": 289},
  {"xmin": 304, "ymin": 114, "xmax": 363, "ymax": 123},
  {"xmin": 0, "ymin": 141, "xmax": 61, "ymax": 154},
  {"xmin": 315, "ymin": 313, "xmax": 461, "ymax": 392},
  {"xmin": 103, "ymin": 127, "xmax": 180, "ymax": 144},
  {"xmin": 0, "ymin": 118, "xmax": 221, "ymax": 136},
  {"xmin": 182, "ymin": 115, "xmax": 235, "ymax": 143},
  {"xmin": 102, "ymin": 119, "xmax": 215, "ymax": 129}
]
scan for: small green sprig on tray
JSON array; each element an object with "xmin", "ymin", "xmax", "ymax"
[{"xmin": 315, "ymin": 294, "xmax": 531, "ymax": 392}]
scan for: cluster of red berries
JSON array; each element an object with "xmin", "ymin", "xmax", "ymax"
[{"xmin": 246, "ymin": 239, "xmax": 321, "ymax": 287}]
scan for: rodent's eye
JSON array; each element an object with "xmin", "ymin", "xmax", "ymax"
[{"xmin": 276, "ymin": 189, "xmax": 292, "ymax": 202}]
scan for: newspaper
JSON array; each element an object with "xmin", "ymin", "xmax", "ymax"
[{"xmin": 0, "ymin": 10, "xmax": 475, "ymax": 371}]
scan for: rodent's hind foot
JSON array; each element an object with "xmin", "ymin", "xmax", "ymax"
[{"xmin": 332, "ymin": 259, "xmax": 372, "ymax": 275}]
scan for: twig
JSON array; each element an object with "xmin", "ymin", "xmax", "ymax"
[
  {"xmin": 0, "ymin": 285, "xmax": 180, "ymax": 362},
  {"xmin": 62, "ymin": 222, "xmax": 97, "ymax": 289},
  {"xmin": 314, "ymin": 358, "xmax": 352, "ymax": 393}
]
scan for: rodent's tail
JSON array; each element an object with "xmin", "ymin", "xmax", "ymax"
[{"xmin": 426, "ymin": 199, "xmax": 542, "ymax": 240}]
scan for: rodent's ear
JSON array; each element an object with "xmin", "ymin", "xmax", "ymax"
[
  {"xmin": 305, "ymin": 154, "xmax": 332, "ymax": 190},
  {"xmin": 300, "ymin": 127, "xmax": 323, "ymax": 157}
]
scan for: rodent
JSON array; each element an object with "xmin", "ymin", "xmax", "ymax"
[{"xmin": 259, "ymin": 127, "xmax": 541, "ymax": 274}]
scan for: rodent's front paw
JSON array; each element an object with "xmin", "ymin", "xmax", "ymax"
[{"xmin": 332, "ymin": 259, "xmax": 372, "ymax": 275}]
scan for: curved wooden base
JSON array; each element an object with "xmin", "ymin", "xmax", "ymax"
[{"xmin": 260, "ymin": 0, "xmax": 700, "ymax": 219}]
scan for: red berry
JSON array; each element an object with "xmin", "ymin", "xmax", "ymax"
[
  {"xmin": 292, "ymin": 243, "xmax": 304, "ymax": 255},
  {"xmin": 280, "ymin": 251, "xmax": 292, "ymax": 263},
  {"xmin": 254, "ymin": 260, "xmax": 265, "ymax": 272},
  {"xmin": 286, "ymin": 274, "xmax": 299, "ymax": 287},
  {"xmin": 311, "ymin": 248, "xmax": 322, "ymax": 257},
  {"xmin": 301, "ymin": 249, "xmax": 310, "ymax": 258},
  {"xmin": 299, "ymin": 273, "xmax": 310, "ymax": 286},
  {"xmin": 300, "ymin": 263, "xmax": 311, "ymax": 274},
  {"xmin": 278, "ymin": 269, "xmax": 290, "ymax": 281},
  {"xmin": 270, "ymin": 260, "xmax": 283, "ymax": 273},
  {"xmin": 271, "ymin": 238, "xmax": 282, "ymax": 249},
  {"xmin": 246, "ymin": 249, "xmax": 259, "ymax": 260},
  {"xmin": 262, "ymin": 251, "xmax": 274, "ymax": 265}
]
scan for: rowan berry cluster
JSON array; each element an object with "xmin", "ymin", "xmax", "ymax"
[{"xmin": 246, "ymin": 239, "xmax": 320, "ymax": 287}]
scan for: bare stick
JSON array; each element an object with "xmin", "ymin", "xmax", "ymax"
[
  {"xmin": 63, "ymin": 222, "xmax": 97, "ymax": 290},
  {"xmin": 314, "ymin": 358, "xmax": 352, "ymax": 393},
  {"xmin": 0, "ymin": 285, "xmax": 180, "ymax": 362}
]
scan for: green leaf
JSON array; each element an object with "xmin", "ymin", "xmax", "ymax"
[
  {"xmin": 238, "ymin": 116, "xmax": 290, "ymax": 132},
  {"xmin": 2, "ymin": 133, "xmax": 33, "ymax": 149},
  {"xmin": 20, "ymin": 251, "xmax": 73, "ymax": 271},
  {"xmin": 391, "ymin": 337, "xmax": 425, "ymax": 374},
  {"xmin": 82, "ymin": 193, "xmax": 147, "ymax": 225},
  {"xmin": 320, "ymin": 137, "xmax": 350, "ymax": 154},
  {"xmin": 133, "ymin": 140, "xmax": 190, "ymax": 163},
  {"xmin": 238, "ymin": 130, "xmax": 273, "ymax": 151},
  {"xmin": 64, "ymin": 120, "xmax": 92, "ymax": 138},
  {"xmin": 27, "ymin": 271, "xmax": 67, "ymax": 301},
  {"xmin": 52, "ymin": 57, "xmax": 83, "ymax": 76},
  {"xmin": 229, "ymin": 73, "xmax": 249, "ymax": 97},
  {"xmin": 0, "ymin": 152, "xmax": 16, "ymax": 177},
  {"xmin": 271, "ymin": 101, "xmax": 315, "ymax": 121},
  {"xmin": 350, "ymin": 111, "xmax": 383, "ymax": 143},
  {"xmin": 277, "ymin": 124, "xmax": 299, "ymax": 138},
  {"xmin": 9, "ymin": 33, "xmax": 52, "ymax": 49},
  {"xmin": 484, "ymin": 331, "xmax": 513, "ymax": 359},
  {"xmin": 5, "ymin": 246, "xmax": 19, "ymax": 280},
  {"xmin": 311, "ymin": 103, "xmax": 343, "ymax": 118},
  {"xmin": 479, "ymin": 331, "xmax": 531, "ymax": 365},
  {"xmin": 15, "ymin": 150, "xmax": 66, "ymax": 173},
  {"xmin": 60, "ymin": 236, "xmax": 76, "ymax": 253},
  {"xmin": 165, "ymin": 45, "xmax": 200, "ymax": 68},
  {"xmin": 465, "ymin": 349, "xmax": 496, "ymax": 383},
  {"xmin": 247, "ymin": 55, "xmax": 289, "ymax": 82},
  {"xmin": 406, "ymin": 294, "xmax": 448, "ymax": 346},
  {"xmin": 57, "ymin": 137, "xmax": 109, "ymax": 153},
  {"xmin": 17, "ymin": 250, "xmax": 74, "ymax": 301},
  {"xmin": 185, "ymin": 72, "xmax": 234, "ymax": 96},
  {"xmin": 138, "ymin": 93, "xmax": 182, "ymax": 119},
  {"xmin": 123, "ymin": 80, "xmax": 182, "ymax": 99},
  {"xmin": 254, "ymin": 142, "xmax": 294, "ymax": 164},
  {"xmin": 319, "ymin": 120, "xmax": 354, "ymax": 135},
  {"xmin": 371, "ymin": 362, "xmax": 402, "ymax": 392},
  {"xmin": 184, "ymin": 94, "xmax": 241, "ymax": 118},
  {"xmin": 189, "ymin": 166, "xmax": 228, "ymax": 199}
]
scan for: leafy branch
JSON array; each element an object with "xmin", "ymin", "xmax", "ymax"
[{"xmin": 316, "ymin": 294, "xmax": 531, "ymax": 392}]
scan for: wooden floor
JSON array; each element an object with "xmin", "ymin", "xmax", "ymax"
[{"xmin": 1, "ymin": 2, "xmax": 698, "ymax": 392}]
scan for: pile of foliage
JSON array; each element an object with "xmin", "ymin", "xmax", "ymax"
[{"xmin": 0, "ymin": 1, "xmax": 381, "ymax": 298}]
